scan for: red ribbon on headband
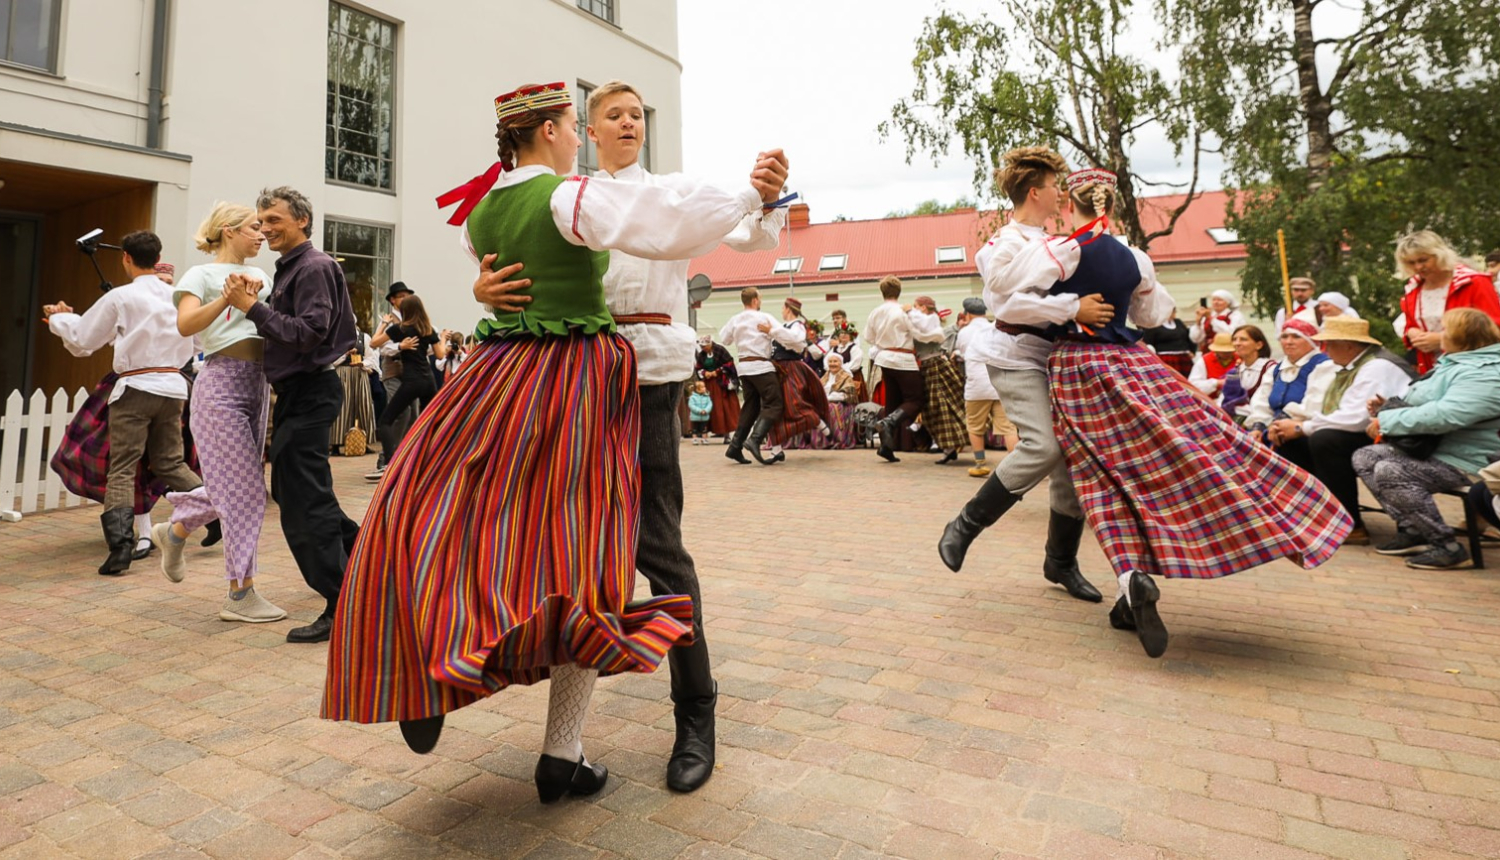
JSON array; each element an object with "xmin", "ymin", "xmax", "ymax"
[{"xmin": 436, "ymin": 162, "xmax": 506, "ymax": 226}]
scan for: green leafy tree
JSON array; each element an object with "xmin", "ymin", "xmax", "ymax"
[
  {"xmin": 1164, "ymin": 0, "xmax": 1500, "ymax": 333},
  {"xmin": 886, "ymin": 196, "xmax": 978, "ymax": 218},
  {"xmin": 881, "ymin": 0, "xmax": 1211, "ymax": 250}
]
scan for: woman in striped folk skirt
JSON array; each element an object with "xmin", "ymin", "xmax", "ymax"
[
  {"xmin": 324, "ymin": 81, "xmax": 775, "ymax": 803},
  {"xmin": 1046, "ymin": 171, "xmax": 1352, "ymax": 658}
]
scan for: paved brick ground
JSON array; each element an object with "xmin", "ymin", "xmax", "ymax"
[{"xmin": 2, "ymin": 443, "xmax": 1499, "ymax": 859}]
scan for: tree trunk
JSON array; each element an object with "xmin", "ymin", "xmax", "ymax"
[{"xmin": 1293, "ymin": 0, "xmax": 1334, "ymax": 189}]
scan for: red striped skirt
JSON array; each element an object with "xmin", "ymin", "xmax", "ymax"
[
  {"xmin": 323, "ymin": 333, "xmax": 694, "ymax": 724},
  {"xmin": 769, "ymin": 360, "xmax": 832, "ymax": 445},
  {"xmin": 1049, "ymin": 341, "xmax": 1352, "ymax": 580}
]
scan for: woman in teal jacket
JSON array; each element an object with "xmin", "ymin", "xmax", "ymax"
[{"xmin": 1354, "ymin": 308, "xmax": 1500, "ymax": 569}]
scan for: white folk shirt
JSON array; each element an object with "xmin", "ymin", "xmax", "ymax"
[
  {"xmin": 717, "ymin": 310, "xmax": 799, "ymax": 377},
  {"xmin": 907, "ymin": 308, "xmax": 947, "ymax": 353},
  {"xmin": 462, "ymin": 164, "xmax": 766, "ymax": 365},
  {"xmin": 1273, "ymin": 302, "xmax": 1314, "ymax": 333},
  {"xmin": 1244, "ymin": 350, "xmax": 1320, "ymax": 428},
  {"xmin": 1285, "ymin": 349, "xmax": 1411, "ymax": 434},
  {"xmin": 48, "ymin": 274, "xmax": 193, "ymax": 403},
  {"xmin": 955, "ymin": 319, "xmax": 1003, "ymax": 401},
  {"xmin": 865, "ymin": 301, "xmax": 920, "ymax": 371},
  {"xmin": 599, "ymin": 163, "xmax": 786, "ymax": 385}
]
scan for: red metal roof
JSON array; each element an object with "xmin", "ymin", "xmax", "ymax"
[{"xmin": 689, "ymin": 190, "xmax": 1245, "ymax": 290}]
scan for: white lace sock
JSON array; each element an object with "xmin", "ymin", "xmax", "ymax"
[{"xmin": 542, "ymin": 663, "xmax": 598, "ymax": 761}]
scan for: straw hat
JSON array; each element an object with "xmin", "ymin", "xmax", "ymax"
[
  {"xmin": 1208, "ymin": 333, "xmax": 1236, "ymax": 353},
  {"xmin": 1312, "ymin": 317, "xmax": 1381, "ymax": 345}
]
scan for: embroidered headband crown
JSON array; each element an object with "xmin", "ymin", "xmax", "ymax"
[
  {"xmin": 495, "ymin": 82, "xmax": 572, "ymax": 122},
  {"xmin": 1065, "ymin": 167, "xmax": 1118, "ymax": 190}
]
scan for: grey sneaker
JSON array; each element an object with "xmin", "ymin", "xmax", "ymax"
[
  {"xmin": 1375, "ymin": 530, "xmax": 1431, "ymax": 556},
  {"xmin": 153, "ymin": 522, "xmax": 186, "ymax": 582},
  {"xmin": 219, "ymin": 588, "xmax": 288, "ymax": 623},
  {"xmin": 1406, "ymin": 541, "xmax": 1471, "ymax": 570}
]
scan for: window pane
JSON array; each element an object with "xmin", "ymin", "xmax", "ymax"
[
  {"xmin": 327, "ymin": 218, "xmax": 393, "ymax": 335},
  {"xmin": 327, "ymin": 3, "xmax": 395, "ymax": 189},
  {"xmin": 6, "ymin": 0, "xmax": 58, "ymax": 70}
]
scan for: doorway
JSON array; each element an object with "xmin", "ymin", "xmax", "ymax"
[{"xmin": 0, "ymin": 213, "xmax": 40, "ymax": 396}]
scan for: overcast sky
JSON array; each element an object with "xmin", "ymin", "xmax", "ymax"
[{"xmin": 678, "ymin": 1, "xmax": 1357, "ymax": 223}]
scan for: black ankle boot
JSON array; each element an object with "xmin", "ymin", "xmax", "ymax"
[
  {"xmin": 98, "ymin": 508, "xmax": 136, "ymax": 576},
  {"xmin": 876, "ymin": 408, "xmax": 907, "ymax": 462},
  {"xmin": 534, "ymin": 754, "xmax": 608, "ymax": 804},
  {"xmin": 1128, "ymin": 572, "xmax": 1168, "ymax": 658},
  {"xmin": 201, "ymin": 519, "xmax": 223, "ymax": 547},
  {"xmin": 746, "ymin": 418, "xmax": 776, "ymax": 465},
  {"xmin": 725, "ymin": 428, "xmax": 750, "ymax": 464},
  {"xmin": 938, "ymin": 477, "xmax": 1022, "ymax": 571},
  {"xmin": 666, "ymin": 638, "xmax": 716, "ymax": 792},
  {"xmin": 1042, "ymin": 512, "xmax": 1103, "ymax": 602},
  {"xmin": 398, "ymin": 714, "xmax": 444, "ymax": 754}
]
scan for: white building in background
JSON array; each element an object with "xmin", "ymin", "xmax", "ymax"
[{"xmin": 0, "ymin": 0, "xmax": 682, "ymax": 397}]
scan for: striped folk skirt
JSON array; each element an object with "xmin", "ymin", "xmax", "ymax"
[
  {"xmin": 1049, "ymin": 341, "xmax": 1352, "ymax": 580},
  {"xmin": 920, "ymin": 356, "xmax": 968, "ymax": 452},
  {"xmin": 49, "ymin": 372, "xmax": 202, "ymax": 516},
  {"xmin": 323, "ymin": 333, "xmax": 695, "ymax": 724},
  {"xmin": 768, "ymin": 360, "xmax": 832, "ymax": 446}
]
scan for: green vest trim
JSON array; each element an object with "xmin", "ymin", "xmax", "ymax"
[
  {"xmin": 1322, "ymin": 347, "xmax": 1378, "ymax": 414},
  {"xmin": 465, "ymin": 174, "xmax": 614, "ymax": 340}
]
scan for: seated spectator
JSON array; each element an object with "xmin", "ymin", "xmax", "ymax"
[
  {"xmin": 1190, "ymin": 290, "xmax": 1246, "ymax": 351},
  {"xmin": 1188, "ymin": 333, "xmax": 1238, "ymax": 398},
  {"xmin": 1268, "ymin": 317, "xmax": 1413, "ymax": 544},
  {"xmin": 786, "ymin": 352, "xmax": 859, "ymax": 449},
  {"xmin": 1220, "ymin": 325, "xmax": 1276, "ymax": 421},
  {"xmin": 1315, "ymin": 291, "xmax": 1360, "ymax": 322},
  {"xmin": 1354, "ymin": 309, "xmax": 1500, "ymax": 569},
  {"xmin": 1246, "ymin": 313, "xmax": 1328, "ymax": 436},
  {"xmin": 1395, "ymin": 230, "xmax": 1500, "ymax": 374},
  {"xmin": 1139, "ymin": 306, "xmax": 1197, "ymax": 377}
]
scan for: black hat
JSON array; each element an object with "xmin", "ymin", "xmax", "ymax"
[{"xmin": 385, "ymin": 281, "xmax": 413, "ymax": 301}]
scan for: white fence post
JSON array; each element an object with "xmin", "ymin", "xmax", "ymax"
[
  {"xmin": 21, "ymin": 390, "xmax": 48, "ymax": 514},
  {"xmin": 43, "ymin": 389, "xmax": 72, "ymax": 511},
  {"xmin": 0, "ymin": 386, "xmax": 94, "ymax": 521},
  {"xmin": 0, "ymin": 391, "xmax": 22, "ymax": 520}
]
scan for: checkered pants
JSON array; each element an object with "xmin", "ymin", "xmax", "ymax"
[{"xmin": 167, "ymin": 356, "xmax": 270, "ymax": 584}]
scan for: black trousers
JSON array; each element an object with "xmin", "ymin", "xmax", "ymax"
[
  {"xmin": 1277, "ymin": 428, "xmax": 1371, "ymax": 526},
  {"xmin": 881, "ymin": 367, "xmax": 925, "ymax": 419},
  {"xmin": 639, "ymin": 384, "xmax": 713, "ymax": 697},
  {"xmin": 377, "ymin": 371, "xmax": 434, "ymax": 460},
  {"xmin": 736, "ymin": 371, "xmax": 783, "ymax": 436},
  {"xmin": 270, "ymin": 370, "xmax": 359, "ymax": 617}
]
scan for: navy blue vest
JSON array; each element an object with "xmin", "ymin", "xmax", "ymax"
[
  {"xmin": 770, "ymin": 321, "xmax": 806, "ymax": 361},
  {"xmin": 1045, "ymin": 233, "xmax": 1143, "ymax": 345},
  {"xmin": 1266, "ymin": 352, "xmax": 1330, "ymax": 416}
]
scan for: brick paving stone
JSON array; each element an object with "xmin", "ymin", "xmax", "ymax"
[{"xmin": 1, "ymin": 452, "xmax": 1499, "ymax": 857}]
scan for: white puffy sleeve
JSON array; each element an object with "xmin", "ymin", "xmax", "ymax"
[
  {"xmin": 909, "ymin": 310, "xmax": 945, "ymax": 344},
  {"xmin": 552, "ymin": 175, "xmax": 763, "ymax": 260},
  {"xmin": 1127, "ymin": 246, "xmax": 1175, "ymax": 329},
  {"xmin": 48, "ymin": 295, "xmax": 122, "ymax": 358}
]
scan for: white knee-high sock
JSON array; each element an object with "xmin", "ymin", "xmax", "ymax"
[
  {"xmin": 134, "ymin": 512, "xmax": 152, "ymax": 541},
  {"xmin": 543, "ymin": 663, "xmax": 598, "ymax": 761},
  {"xmin": 1118, "ymin": 572, "xmax": 1133, "ymax": 606}
]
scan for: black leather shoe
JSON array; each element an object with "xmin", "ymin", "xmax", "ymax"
[
  {"xmin": 1108, "ymin": 596, "xmax": 1136, "ymax": 631},
  {"xmin": 937, "ymin": 478, "xmax": 1022, "ymax": 572},
  {"xmin": 1042, "ymin": 512, "xmax": 1103, "ymax": 602},
  {"xmin": 769, "ymin": 451, "xmax": 785, "ymax": 464},
  {"xmin": 534, "ymin": 754, "xmax": 608, "ymax": 804},
  {"xmin": 934, "ymin": 450, "xmax": 958, "ymax": 465},
  {"xmin": 398, "ymin": 714, "xmax": 444, "ymax": 754},
  {"xmin": 286, "ymin": 616, "xmax": 332, "ymax": 643},
  {"xmin": 131, "ymin": 539, "xmax": 154, "ymax": 561},
  {"xmin": 1128, "ymin": 572, "xmax": 1168, "ymax": 658},
  {"xmin": 201, "ymin": 519, "xmax": 223, "ymax": 547}
]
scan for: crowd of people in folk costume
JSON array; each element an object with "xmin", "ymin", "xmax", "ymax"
[{"xmin": 34, "ymin": 74, "xmax": 1500, "ymax": 810}]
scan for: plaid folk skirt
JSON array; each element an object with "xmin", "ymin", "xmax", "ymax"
[
  {"xmin": 1049, "ymin": 341, "xmax": 1352, "ymax": 579},
  {"xmin": 920, "ymin": 355, "xmax": 968, "ymax": 451},
  {"xmin": 49, "ymin": 373, "xmax": 202, "ymax": 515},
  {"xmin": 323, "ymin": 333, "xmax": 695, "ymax": 724},
  {"xmin": 768, "ymin": 360, "xmax": 832, "ymax": 446}
]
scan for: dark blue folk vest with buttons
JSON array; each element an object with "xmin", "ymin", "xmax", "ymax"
[{"xmin": 1045, "ymin": 233, "xmax": 1143, "ymax": 345}]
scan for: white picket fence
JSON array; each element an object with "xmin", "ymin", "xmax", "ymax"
[{"xmin": 0, "ymin": 388, "xmax": 93, "ymax": 520}]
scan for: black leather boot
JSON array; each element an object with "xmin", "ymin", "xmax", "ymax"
[
  {"xmin": 746, "ymin": 418, "xmax": 776, "ymax": 465},
  {"xmin": 724, "ymin": 427, "xmax": 750, "ymax": 464},
  {"xmin": 1128, "ymin": 572, "xmax": 1169, "ymax": 658},
  {"xmin": 98, "ymin": 508, "xmax": 136, "ymax": 576},
  {"xmin": 201, "ymin": 519, "xmax": 223, "ymax": 547},
  {"xmin": 938, "ymin": 477, "xmax": 1022, "ymax": 572},
  {"xmin": 398, "ymin": 714, "xmax": 444, "ymax": 754},
  {"xmin": 876, "ymin": 408, "xmax": 907, "ymax": 462},
  {"xmin": 666, "ymin": 636, "xmax": 716, "ymax": 793},
  {"xmin": 1042, "ymin": 512, "xmax": 1103, "ymax": 602}
]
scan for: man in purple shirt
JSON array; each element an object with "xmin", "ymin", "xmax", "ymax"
[{"xmin": 225, "ymin": 186, "xmax": 358, "ymax": 643}]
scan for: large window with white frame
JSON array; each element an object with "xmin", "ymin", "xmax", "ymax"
[
  {"xmin": 577, "ymin": 0, "xmax": 616, "ymax": 24},
  {"xmin": 324, "ymin": 218, "xmax": 393, "ymax": 335},
  {"xmin": 0, "ymin": 0, "xmax": 62, "ymax": 71},
  {"xmin": 326, "ymin": 3, "xmax": 396, "ymax": 190}
]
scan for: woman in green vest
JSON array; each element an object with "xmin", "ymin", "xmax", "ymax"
[{"xmin": 323, "ymin": 82, "xmax": 774, "ymax": 804}]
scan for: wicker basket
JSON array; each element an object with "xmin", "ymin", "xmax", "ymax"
[{"xmin": 342, "ymin": 421, "xmax": 368, "ymax": 457}]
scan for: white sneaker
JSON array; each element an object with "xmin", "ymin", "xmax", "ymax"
[
  {"xmin": 153, "ymin": 523, "xmax": 186, "ymax": 583},
  {"xmin": 364, "ymin": 466, "xmax": 386, "ymax": 481},
  {"xmin": 220, "ymin": 588, "xmax": 288, "ymax": 623}
]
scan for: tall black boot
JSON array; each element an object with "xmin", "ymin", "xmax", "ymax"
[
  {"xmin": 876, "ymin": 408, "xmax": 907, "ymax": 462},
  {"xmin": 746, "ymin": 418, "xmax": 776, "ymax": 465},
  {"xmin": 724, "ymin": 427, "xmax": 750, "ymax": 464},
  {"xmin": 1042, "ymin": 512, "xmax": 1103, "ymax": 602},
  {"xmin": 666, "ymin": 635, "xmax": 716, "ymax": 792},
  {"xmin": 938, "ymin": 476, "xmax": 1022, "ymax": 571},
  {"xmin": 98, "ymin": 508, "xmax": 136, "ymax": 576}
]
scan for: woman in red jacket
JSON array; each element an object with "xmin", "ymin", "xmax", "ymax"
[{"xmin": 1398, "ymin": 230, "xmax": 1500, "ymax": 374}]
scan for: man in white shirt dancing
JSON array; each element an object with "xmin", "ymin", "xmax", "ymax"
[
  {"xmin": 864, "ymin": 276, "xmax": 925, "ymax": 462},
  {"xmin": 719, "ymin": 287, "xmax": 803, "ymax": 465}
]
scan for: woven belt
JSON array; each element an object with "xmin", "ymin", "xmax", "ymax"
[
  {"xmin": 612, "ymin": 313, "xmax": 672, "ymax": 326},
  {"xmin": 740, "ymin": 356, "xmax": 772, "ymax": 362},
  {"xmin": 882, "ymin": 347, "xmax": 916, "ymax": 354},
  {"xmin": 118, "ymin": 366, "xmax": 184, "ymax": 378},
  {"xmin": 995, "ymin": 322, "xmax": 1052, "ymax": 339}
]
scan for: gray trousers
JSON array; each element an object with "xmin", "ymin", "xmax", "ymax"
[
  {"xmin": 1353, "ymin": 444, "xmax": 1470, "ymax": 541},
  {"xmin": 106, "ymin": 387, "xmax": 202, "ymax": 510},
  {"xmin": 987, "ymin": 365, "xmax": 1082, "ymax": 518},
  {"xmin": 638, "ymin": 384, "xmax": 711, "ymax": 697}
]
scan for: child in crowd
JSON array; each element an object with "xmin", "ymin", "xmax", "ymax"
[{"xmin": 688, "ymin": 381, "xmax": 713, "ymax": 445}]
